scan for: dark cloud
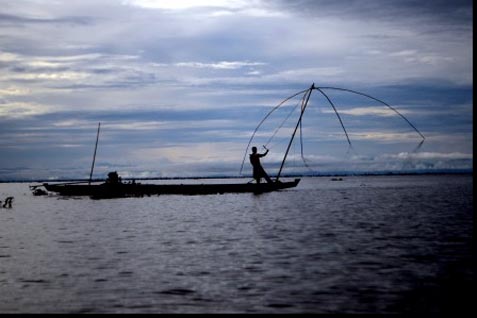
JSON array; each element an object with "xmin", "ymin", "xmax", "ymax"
[
  {"xmin": 0, "ymin": 13, "xmax": 95, "ymax": 26},
  {"xmin": 269, "ymin": 0, "xmax": 472, "ymax": 23}
]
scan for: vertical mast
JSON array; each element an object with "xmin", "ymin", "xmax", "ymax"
[
  {"xmin": 89, "ymin": 122, "xmax": 101, "ymax": 185},
  {"xmin": 275, "ymin": 83, "xmax": 315, "ymax": 181}
]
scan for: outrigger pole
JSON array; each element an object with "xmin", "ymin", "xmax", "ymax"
[
  {"xmin": 276, "ymin": 83, "xmax": 315, "ymax": 181},
  {"xmin": 88, "ymin": 122, "xmax": 101, "ymax": 185}
]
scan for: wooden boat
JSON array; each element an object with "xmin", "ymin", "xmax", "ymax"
[
  {"xmin": 42, "ymin": 178, "xmax": 301, "ymax": 198},
  {"xmin": 37, "ymin": 114, "xmax": 302, "ymax": 197}
]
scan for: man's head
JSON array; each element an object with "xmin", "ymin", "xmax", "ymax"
[{"xmin": 251, "ymin": 146, "xmax": 257, "ymax": 153}]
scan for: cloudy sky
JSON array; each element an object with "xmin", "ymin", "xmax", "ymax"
[{"xmin": 0, "ymin": 0, "xmax": 473, "ymax": 180}]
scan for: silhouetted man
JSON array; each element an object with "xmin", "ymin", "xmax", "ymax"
[{"xmin": 250, "ymin": 146, "xmax": 273, "ymax": 184}]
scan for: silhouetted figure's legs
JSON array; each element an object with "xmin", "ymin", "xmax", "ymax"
[{"xmin": 263, "ymin": 172, "xmax": 273, "ymax": 183}]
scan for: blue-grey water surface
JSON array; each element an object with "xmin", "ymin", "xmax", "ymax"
[{"xmin": 0, "ymin": 175, "xmax": 473, "ymax": 313}]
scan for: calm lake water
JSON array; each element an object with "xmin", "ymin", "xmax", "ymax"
[{"xmin": 0, "ymin": 175, "xmax": 473, "ymax": 314}]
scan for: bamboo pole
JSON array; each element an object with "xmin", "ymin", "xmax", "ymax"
[
  {"xmin": 276, "ymin": 83, "xmax": 314, "ymax": 181},
  {"xmin": 88, "ymin": 122, "xmax": 101, "ymax": 185}
]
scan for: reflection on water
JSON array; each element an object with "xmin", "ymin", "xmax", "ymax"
[{"xmin": 0, "ymin": 175, "xmax": 473, "ymax": 313}]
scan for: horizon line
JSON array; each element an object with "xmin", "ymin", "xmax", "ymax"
[{"xmin": 1, "ymin": 168, "xmax": 472, "ymax": 184}]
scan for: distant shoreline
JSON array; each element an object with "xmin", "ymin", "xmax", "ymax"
[{"xmin": 0, "ymin": 169, "xmax": 472, "ymax": 184}]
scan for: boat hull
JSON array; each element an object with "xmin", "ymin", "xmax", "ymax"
[{"xmin": 43, "ymin": 179, "xmax": 300, "ymax": 198}]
